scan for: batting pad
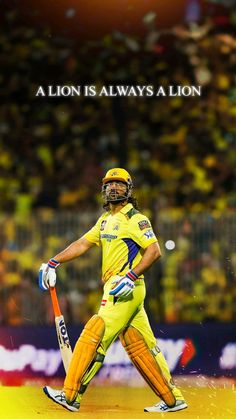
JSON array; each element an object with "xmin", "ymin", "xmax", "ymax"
[
  {"xmin": 63, "ymin": 315, "xmax": 105, "ymax": 402},
  {"xmin": 120, "ymin": 327, "xmax": 176, "ymax": 407}
]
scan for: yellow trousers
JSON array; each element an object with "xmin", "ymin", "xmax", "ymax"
[{"xmin": 67, "ymin": 276, "xmax": 184, "ymax": 403}]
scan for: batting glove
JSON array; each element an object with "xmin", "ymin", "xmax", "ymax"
[
  {"xmin": 109, "ymin": 270, "xmax": 139, "ymax": 298},
  {"xmin": 38, "ymin": 258, "xmax": 60, "ymax": 291}
]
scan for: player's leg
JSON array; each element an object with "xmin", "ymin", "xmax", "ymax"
[
  {"xmin": 44, "ymin": 276, "xmax": 146, "ymax": 411},
  {"xmin": 63, "ymin": 314, "xmax": 105, "ymax": 402},
  {"xmin": 131, "ymin": 306, "xmax": 184, "ymax": 400},
  {"xmin": 74, "ymin": 277, "xmax": 146, "ymax": 403},
  {"xmin": 120, "ymin": 305, "xmax": 187, "ymax": 412},
  {"xmin": 43, "ymin": 313, "xmax": 105, "ymax": 411}
]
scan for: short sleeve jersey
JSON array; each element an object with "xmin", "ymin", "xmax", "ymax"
[{"xmin": 84, "ymin": 203, "xmax": 158, "ymax": 283}]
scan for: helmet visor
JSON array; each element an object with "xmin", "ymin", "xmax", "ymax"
[{"xmin": 102, "ymin": 181, "xmax": 132, "ymax": 203}]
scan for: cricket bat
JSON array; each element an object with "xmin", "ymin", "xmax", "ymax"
[{"xmin": 49, "ymin": 286, "xmax": 72, "ymax": 372}]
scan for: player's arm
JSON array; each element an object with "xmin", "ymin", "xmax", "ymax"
[
  {"xmin": 53, "ymin": 237, "xmax": 95, "ymax": 264},
  {"xmin": 129, "ymin": 214, "xmax": 161, "ymax": 277},
  {"xmin": 38, "ymin": 237, "xmax": 95, "ymax": 291},
  {"xmin": 109, "ymin": 241, "xmax": 161, "ymax": 298},
  {"xmin": 131, "ymin": 241, "xmax": 161, "ymax": 277},
  {"xmin": 38, "ymin": 216, "xmax": 102, "ymax": 291},
  {"xmin": 110, "ymin": 215, "xmax": 161, "ymax": 298}
]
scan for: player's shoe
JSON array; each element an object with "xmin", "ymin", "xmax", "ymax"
[
  {"xmin": 144, "ymin": 399, "xmax": 188, "ymax": 412},
  {"xmin": 43, "ymin": 386, "xmax": 80, "ymax": 412}
]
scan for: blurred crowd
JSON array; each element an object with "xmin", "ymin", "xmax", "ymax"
[
  {"xmin": 0, "ymin": 3, "xmax": 236, "ymax": 324},
  {"xmin": 1, "ymin": 4, "xmax": 236, "ymax": 216}
]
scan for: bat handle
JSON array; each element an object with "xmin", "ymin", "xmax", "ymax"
[{"xmin": 49, "ymin": 287, "xmax": 62, "ymax": 317}]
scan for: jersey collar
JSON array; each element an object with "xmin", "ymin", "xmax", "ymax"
[{"xmin": 119, "ymin": 203, "xmax": 133, "ymax": 214}]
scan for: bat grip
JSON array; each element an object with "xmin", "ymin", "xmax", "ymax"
[{"xmin": 49, "ymin": 287, "xmax": 62, "ymax": 317}]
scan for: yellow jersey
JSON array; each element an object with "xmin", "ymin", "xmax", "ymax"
[{"xmin": 84, "ymin": 203, "xmax": 158, "ymax": 283}]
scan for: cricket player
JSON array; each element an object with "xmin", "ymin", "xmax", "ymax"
[{"xmin": 39, "ymin": 168, "xmax": 187, "ymax": 413}]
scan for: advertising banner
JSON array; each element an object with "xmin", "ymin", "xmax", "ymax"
[{"xmin": 0, "ymin": 324, "xmax": 235, "ymax": 384}]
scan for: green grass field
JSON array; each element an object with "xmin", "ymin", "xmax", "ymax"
[{"xmin": 0, "ymin": 380, "xmax": 236, "ymax": 419}]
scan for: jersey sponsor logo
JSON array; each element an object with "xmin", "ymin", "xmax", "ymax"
[
  {"xmin": 100, "ymin": 220, "xmax": 107, "ymax": 231},
  {"xmin": 101, "ymin": 234, "xmax": 118, "ymax": 242},
  {"xmin": 144, "ymin": 229, "xmax": 155, "ymax": 239},
  {"xmin": 138, "ymin": 219, "xmax": 151, "ymax": 230}
]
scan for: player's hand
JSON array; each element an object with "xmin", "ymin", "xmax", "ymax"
[
  {"xmin": 38, "ymin": 259, "xmax": 60, "ymax": 291},
  {"xmin": 109, "ymin": 270, "xmax": 138, "ymax": 298}
]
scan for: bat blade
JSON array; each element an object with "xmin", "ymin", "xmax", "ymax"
[
  {"xmin": 49, "ymin": 287, "xmax": 73, "ymax": 372},
  {"xmin": 55, "ymin": 314, "xmax": 73, "ymax": 372}
]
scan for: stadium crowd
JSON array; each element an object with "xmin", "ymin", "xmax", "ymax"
[{"xmin": 0, "ymin": 3, "xmax": 236, "ymax": 325}]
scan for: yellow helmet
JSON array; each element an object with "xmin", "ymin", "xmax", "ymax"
[
  {"xmin": 102, "ymin": 168, "xmax": 132, "ymax": 185},
  {"xmin": 102, "ymin": 168, "xmax": 133, "ymax": 203}
]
